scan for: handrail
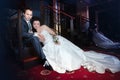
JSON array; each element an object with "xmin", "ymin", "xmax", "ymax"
[
  {"xmin": 10, "ymin": 11, "xmax": 17, "ymax": 17},
  {"xmin": 44, "ymin": 5, "xmax": 89, "ymax": 22},
  {"xmin": 80, "ymin": 15, "xmax": 96, "ymax": 24},
  {"xmin": 77, "ymin": 15, "xmax": 90, "ymax": 24},
  {"xmin": 80, "ymin": 15, "xmax": 89, "ymax": 21},
  {"xmin": 44, "ymin": 5, "xmax": 75, "ymax": 19}
]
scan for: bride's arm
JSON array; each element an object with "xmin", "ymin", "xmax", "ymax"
[
  {"xmin": 42, "ymin": 25, "xmax": 56, "ymax": 36},
  {"xmin": 42, "ymin": 25, "xmax": 60, "ymax": 44}
]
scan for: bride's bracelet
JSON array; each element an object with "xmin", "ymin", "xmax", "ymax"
[{"xmin": 53, "ymin": 35, "xmax": 59, "ymax": 43}]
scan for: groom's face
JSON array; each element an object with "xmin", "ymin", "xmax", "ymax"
[{"xmin": 23, "ymin": 9, "xmax": 33, "ymax": 21}]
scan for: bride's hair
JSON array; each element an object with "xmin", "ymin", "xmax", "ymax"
[{"xmin": 31, "ymin": 16, "xmax": 41, "ymax": 32}]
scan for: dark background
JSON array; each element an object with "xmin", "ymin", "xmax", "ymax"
[
  {"xmin": 0, "ymin": 0, "xmax": 120, "ymax": 80},
  {"xmin": 0, "ymin": 0, "xmax": 18, "ymax": 80},
  {"xmin": 89, "ymin": 0, "xmax": 120, "ymax": 41}
]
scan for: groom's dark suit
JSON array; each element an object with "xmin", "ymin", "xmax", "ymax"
[{"xmin": 21, "ymin": 17, "xmax": 46, "ymax": 60}]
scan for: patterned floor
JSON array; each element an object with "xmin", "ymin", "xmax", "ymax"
[{"xmin": 14, "ymin": 46, "xmax": 120, "ymax": 80}]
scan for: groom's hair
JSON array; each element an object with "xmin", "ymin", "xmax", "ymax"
[{"xmin": 22, "ymin": 7, "xmax": 33, "ymax": 13}]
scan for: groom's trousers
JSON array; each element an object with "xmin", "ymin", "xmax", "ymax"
[{"xmin": 24, "ymin": 36, "xmax": 46, "ymax": 60}]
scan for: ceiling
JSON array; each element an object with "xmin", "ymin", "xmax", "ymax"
[{"xmin": 59, "ymin": 0, "xmax": 113, "ymax": 6}]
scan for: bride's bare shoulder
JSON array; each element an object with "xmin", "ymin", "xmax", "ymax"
[
  {"xmin": 41, "ymin": 25, "xmax": 48, "ymax": 27},
  {"xmin": 39, "ymin": 25, "xmax": 47, "ymax": 31},
  {"xmin": 41, "ymin": 25, "xmax": 49, "ymax": 30}
]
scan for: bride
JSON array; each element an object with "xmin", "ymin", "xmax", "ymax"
[{"xmin": 31, "ymin": 18, "xmax": 120, "ymax": 74}]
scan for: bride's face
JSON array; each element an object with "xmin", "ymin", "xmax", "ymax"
[{"xmin": 33, "ymin": 21, "xmax": 41, "ymax": 30}]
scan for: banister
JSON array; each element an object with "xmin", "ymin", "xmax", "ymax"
[
  {"xmin": 44, "ymin": 5, "xmax": 75, "ymax": 19},
  {"xmin": 43, "ymin": 5, "xmax": 75, "ymax": 35},
  {"xmin": 10, "ymin": 11, "xmax": 17, "ymax": 18},
  {"xmin": 80, "ymin": 15, "xmax": 89, "ymax": 22}
]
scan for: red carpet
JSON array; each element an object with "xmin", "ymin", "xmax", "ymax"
[
  {"xmin": 16, "ymin": 48, "xmax": 120, "ymax": 80},
  {"xmin": 17, "ymin": 64, "xmax": 120, "ymax": 80}
]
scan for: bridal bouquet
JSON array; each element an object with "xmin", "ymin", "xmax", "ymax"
[{"xmin": 53, "ymin": 35, "xmax": 59, "ymax": 44}]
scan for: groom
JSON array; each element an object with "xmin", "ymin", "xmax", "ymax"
[
  {"xmin": 21, "ymin": 7, "xmax": 46, "ymax": 62},
  {"xmin": 21, "ymin": 7, "xmax": 52, "ymax": 70}
]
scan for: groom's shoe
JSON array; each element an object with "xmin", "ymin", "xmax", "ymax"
[
  {"xmin": 41, "ymin": 59, "xmax": 46, "ymax": 64},
  {"xmin": 43, "ymin": 61, "xmax": 53, "ymax": 70}
]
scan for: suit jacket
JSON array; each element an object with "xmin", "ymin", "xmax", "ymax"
[{"xmin": 21, "ymin": 17, "xmax": 33, "ymax": 40}]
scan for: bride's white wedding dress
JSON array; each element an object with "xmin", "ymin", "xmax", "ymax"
[
  {"xmin": 92, "ymin": 31, "xmax": 120, "ymax": 49},
  {"xmin": 41, "ymin": 30, "xmax": 120, "ymax": 74}
]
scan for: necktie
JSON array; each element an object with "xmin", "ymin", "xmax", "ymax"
[{"xmin": 28, "ymin": 21, "xmax": 33, "ymax": 33}]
